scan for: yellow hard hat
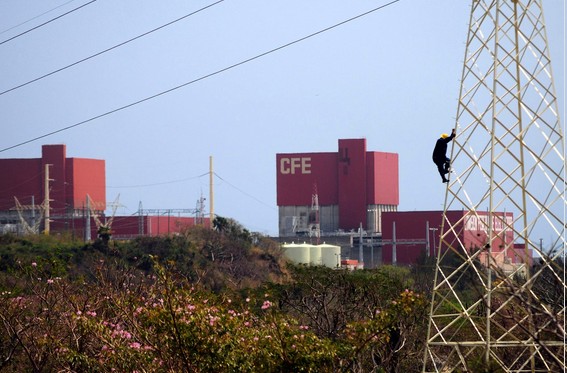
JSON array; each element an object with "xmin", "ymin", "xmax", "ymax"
[{"xmin": 440, "ymin": 133, "xmax": 449, "ymax": 139}]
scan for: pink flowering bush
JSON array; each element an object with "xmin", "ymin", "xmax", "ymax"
[
  {"xmin": 0, "ymin": 252, "xmax": 428, "ymax": 372},
  {"xmin": 0, "ymin": 262, "xmax": 106, "ymax": 371},
  {"xmin": 0, "ymin": 260, "xmax": 339, "ymax": 372}
]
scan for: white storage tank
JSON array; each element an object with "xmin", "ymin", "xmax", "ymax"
[
  {"xmin": 282, "ymin": 242, "xmax": 310, "ymax": 265},
  {"xmin": 309, "ymin": 244, "xmax": 322, "ymax": 266},
  {"xmin": 319, "ymin": 243, "xmax": 341, "ymax": 268}
]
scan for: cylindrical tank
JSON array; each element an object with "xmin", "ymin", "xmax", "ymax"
[
  {"xmin": 308, "ymin": 244, "xmax": 322, "ymax": 266},
  {"xmin": 282, "ymin": 243, "xmax": 310, "ymax": 265},
  {"xmin": 319, "ymin": 243, "xmax": 341, "ymax": 268}
]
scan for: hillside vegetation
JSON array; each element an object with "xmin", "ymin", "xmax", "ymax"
[{"xmin": 0, "ymin": 218, "xmax": 429, "ymax": 372}]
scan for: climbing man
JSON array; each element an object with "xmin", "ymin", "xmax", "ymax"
[{"xmin": 432, "ymin": 128, "xmax": 456, "ymax": 183}]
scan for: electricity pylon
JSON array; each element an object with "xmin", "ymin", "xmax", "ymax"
[{"xmin": 423, "ymin": 0, "xmax": 565, "ymax": 372}]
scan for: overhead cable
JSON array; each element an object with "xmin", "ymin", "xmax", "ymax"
[
  {"xmin": 0, "ymin": 0, "xmax": 80, "ymax": 36},
  {"xmin": 0, "ymin": 0, "xmax": 226, "ymax": 96},
  {"xmin": 0, "ymin": 0, "xmax": 401, "ymax": 153},
  {"xmin": 0, "ymin": 171, "xmax": 42, "ymax": 194},
  {"xmin": 214, "ymin": 172, "xmax": 276, "ymax": 210},
  {"xmin": 0, "ymin": 0, "xmax": 97, "ymax": 46},
  {"xmin": 107, "ymin": 172, "xmax": 209, "ymax": 188}
]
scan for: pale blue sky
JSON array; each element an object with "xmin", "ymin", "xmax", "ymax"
[{"xmin": 0, "ymin": 0, "xmax": 564, "ymax": 235}]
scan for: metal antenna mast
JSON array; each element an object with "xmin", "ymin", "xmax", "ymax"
[
  {"xmin": 309, "ymin": 183, "xmax": 321, "ymax": 244},
  {"xmin": 424, "ymin": 0, "xmax": 565, "ymax": 372}
]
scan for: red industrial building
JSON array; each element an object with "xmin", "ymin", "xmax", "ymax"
[
  {"xmin": 2, "ymin": 144, "xmax": 534, "ymax": 272},
  {"xmin": 380, "ymin": 210, "xmax": 532, "ymax": 271},
  {"xmin": 0, "ymin": 145, "xmax": 207, "ymax": 238},
  {"xmin": 276, "ymin": 138, "xmax": 399, "ymax": 237},
  {"xmin": 0, "ymin": 144, "xmax": 106, "ymax": 214}
]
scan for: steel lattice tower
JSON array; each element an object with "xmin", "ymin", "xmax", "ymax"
[{"xmin": 423, "ymin": 0, "xmax": 565, "ymax": 372}]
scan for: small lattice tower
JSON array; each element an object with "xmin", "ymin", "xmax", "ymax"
[
  {"xmin": 423, "ymin": 0, "xmax": 565, "ymax": 372},
  {"xmin": 309, "ymin": 183, "xmax": 321, "ymax": 244}
]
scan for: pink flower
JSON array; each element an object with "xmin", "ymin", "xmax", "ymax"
[
  {"xmin": 208, "ymin": 316, "xmax": 219, "ymax": 326},
  {"xmin": 129, "ymin": 342, "xmax": 141, "ymax": 349},
  {"xmin": 112, "ymin": 329, "xmax": 132, "ymax": 339},
  {"xmin": 31, "ymin": 262, "xmax": 37, "ymax": 267},
  {"xmin": 47, "ymin": 279, "xmax": 54, "ymax": 284},
  {"xmin": 261, "ymin": 300, "xmax": 272, "ymax": 310}
]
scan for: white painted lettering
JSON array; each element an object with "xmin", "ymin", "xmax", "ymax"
[
  {"xmin": 291, "ymin": 158, "xmax": 301, "ymax": 174},
  {"xmin": 280, "ymin": 158, "xmax": 291, "ymax": 174},
  {"xmin": 279, "ymin": 157, "xmax": 312, "ymax": 175},
  {"xmin": 301, "ymin": 158, "xmax": 311, "ymax": 174}
]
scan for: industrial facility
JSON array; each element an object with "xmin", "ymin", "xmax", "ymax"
[
  {"xmin": 0, "ymin": 142, "xmax": 533, "ymax": 271},
  {"xmin": 0, "ymin": 144, "xmax": 106, "ymax": 215},
  {"xmin": 281, "ymin": 242, "xmax": 342, "ymax": 268},
  {"xmin": 380, "ymin": 210, "xmax": 531, "ymax": 274},
  {"xmin": 275, "ymin": 139, "xmax": 532, "ymax": 271},
  {"xmin": 276, "ymin": 138, "xmax": 399, "ymax": 237},
  {"xmin": 284, "ymin": 209, "xmax": 533, "ymax": 271},
  {"xmin": 0, "ymin": 144, "xmax": 208, "ymax": 238}
]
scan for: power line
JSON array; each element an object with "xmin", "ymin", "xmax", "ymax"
[
  {"xmin": 0, "ymin": 0, "xmax": 401, "ymax": 154},
  {"xmin": 214, "ymin": 172, "xmax": 275, "ymax": 210},
  {"xmin": 0, "ymin": 0, "xmax": 80, "ymax": 36},
  {"xmin": 0, "ymin": 0, "xmax": 226, "ymax": 96},
  {"xmin": 0, "ymin": 0, "xmax": 96, "ymax": 46},
  {"xmin": 107, "ymin": 173, "xmax": 208, "ymax": 188},
  {"xmin": 0, "ymin": 172, "xmax": 42, "ymax": 194}
]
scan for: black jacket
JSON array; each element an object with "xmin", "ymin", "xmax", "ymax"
[{"xmin": 432, "ymin": 132, "xmax": 455, "ymax": 161}]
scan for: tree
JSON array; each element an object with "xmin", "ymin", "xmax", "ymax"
[{"xmin": 270, "ymin": 265, "xmax": 429, "ymax": 372}]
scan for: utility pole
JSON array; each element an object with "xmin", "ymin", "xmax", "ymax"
[
  {"xmin": 358, "ymin": 222, "xmax": 363, "ymax": 269},
  {"xmin": 31, "ymin": 195, "xmax": 35, "ymax": 229},
  {"xmin": 391, "ymin": 221, "xmax": 396, "ymax": 266},
  {"xmin": 428, "ymin": 227, "xmax": 438, "ymax": 258},
  {"xmin": 425, "ymin": 221, "xmax": 430, "ymax": 257},
  {"xmin": 209, "ymin": 156, "xmax": 214, "ymax": 229},
  {"xmin": 43, "ymin": 164, "xmax": 52, "ymax": 235},
  {"xmin": 85, "ymin": 195, "xmax": 91, "ymax": 241},
  {"xmin": 138, "ymin": 201, "xmax": 144, "ymax": 235}
]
